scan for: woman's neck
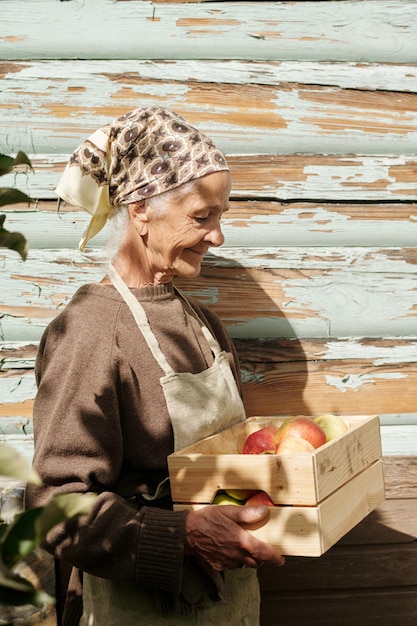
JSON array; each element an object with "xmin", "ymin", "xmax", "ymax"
[{"xmin": 103, "ymin": 245, "xmax": 170, "ymax": 288}]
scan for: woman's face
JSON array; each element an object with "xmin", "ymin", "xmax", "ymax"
[{"xmin": 135, "ymin": 171, "xmax": 231, "ymax": 281}]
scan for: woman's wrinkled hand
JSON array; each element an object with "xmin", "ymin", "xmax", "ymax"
[{"xmin": 184, "ymin": 505, "xmax": 286, "ymax": 571}]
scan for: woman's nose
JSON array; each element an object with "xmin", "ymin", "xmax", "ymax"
[{"xmin": 207, "ymin": 221, "xmax": 225, "ymax": 247}]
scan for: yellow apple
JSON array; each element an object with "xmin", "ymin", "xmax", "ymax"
[{"xmin": 313, "ymin": 414, "xmax": 349, "ymax": 442}]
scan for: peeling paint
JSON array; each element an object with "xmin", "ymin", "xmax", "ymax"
[
  {"xmin": 326, "ymin": 372, "xmax": 407, "ymax": 392},
  {"xmin": 316, "ymin": 338, "xmax": 417, "ymax": 364},
  {"xmin": 2, "ymin": 1, "xmax": 417, "ymax": 457},
  {"xmin": 179, "ymin": 287, "xmax": 220, "ymax": 306},
  {"xmin": 3, "ymin": 2, "xmax": 417, "ymax": 64},
  {"xmin": 240, "ymin": 369, "xmax": 264, "ymax": 384}
]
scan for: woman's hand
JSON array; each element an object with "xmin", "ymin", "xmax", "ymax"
[{"xmin": 184, "ymin": 505, "xmax": 285, "ymax": 570}]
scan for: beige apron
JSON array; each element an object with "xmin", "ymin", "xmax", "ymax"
[{"xmin": 80, "ymin": 266, "xmax": 260, "ymax": 626}]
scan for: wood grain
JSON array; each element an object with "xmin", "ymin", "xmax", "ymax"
[{"xmin": 2, "ymin": 1, "xmax": 417, "ymax": 63}]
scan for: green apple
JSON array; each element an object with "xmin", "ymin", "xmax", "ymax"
[
  {"xmin": 212, "ymin": 491, "xmax": 242, "ymax": 505},
  {"xmin": 313, "ymin": 414, "xmax": 349, "ymax": 442}
]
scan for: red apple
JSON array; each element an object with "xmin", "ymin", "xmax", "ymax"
[
  {"xmin": 313, "ymin": 414, "xmax": 348, "ymax": 442},
  {"xmin": 242, "ymin": 426, "xmax": 278, "ymax": 454},
  {"xmin": 245, "ymin": 491, "xmax": 274, "ymax": 507},
  {"xmin": 275, "ymin": 416, "xmax": 326, "ymax": 449},
  {"xmin": 275, "ymin": 435, "xmax": 315, "ymax": 455}
]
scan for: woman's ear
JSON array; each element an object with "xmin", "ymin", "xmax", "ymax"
[{"xmin": 128, "ymin": 201, "xmax": 149, "ymax": 236}]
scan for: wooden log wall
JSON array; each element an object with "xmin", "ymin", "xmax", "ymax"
[{"xmin": 1, "ymin": 1, "xmax": 416, "ymax": 624}]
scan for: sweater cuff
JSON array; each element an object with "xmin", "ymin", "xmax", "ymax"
[{"xmin": 135, "ymin": 508, "xmax": 187, "ymax": 595}]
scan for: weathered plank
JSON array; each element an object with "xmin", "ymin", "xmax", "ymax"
[
  {"xmin": 4, "ymin": 155, "xmax": 417, "ymax": 203},
  {"xmin": 2, "ymin": 360, "xmax": 417, "ymax": 453},
  {"xmin": 2, "ymin": 246, "xmax": 417, "ymax": 339},
  {"xmin": 338, "ymin": 498, "xmax": 417, "ymax": 544},
  {"xmin": 383, "ymin": 455, "xmax": 417, "ymax": 499},
  {"xmin": 260, "ymin": 587, "xmax": 417, "ymax": 626},
  {"xmin": 3, "ymin": 354, "xmax": 417, "ymax": 422},
  {"xmin": 2, "ymin": 1, "xmax": 417, "ymax": 63},
  {"xmin": 2, "ymin": 59, "xmax": 417, "ymax": 93},
  {"xmin": 259, "ymin": 542, "xmax": 417, "ymax": 592},
  {"xmin": 4, "ymin": 198, "xmax": 417, "ymax": 251},
  {"xmin": 4, "ymin": 337, "xmax": 417, "ymax": 370},
  {"xmin": 2, "ymin": 70, "xmax": 417, "ymax": 155},
  {"xmin": 240, "ymin": 365, "xmax": 417, "ymax": 436}
]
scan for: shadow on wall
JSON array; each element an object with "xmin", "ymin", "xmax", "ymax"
[{"xmin": 177, "ymin": 251, "xmax": 310, "ymax": 418}]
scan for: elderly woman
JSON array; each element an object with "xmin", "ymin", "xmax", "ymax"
[{"xmin": 25, "ymin": 107, "xmax": 284, "ymax": 626}]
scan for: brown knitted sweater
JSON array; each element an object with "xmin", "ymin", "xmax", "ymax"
[{"xmin": 25, "ymin": 281, "xmax": 242, "ymax": 604}]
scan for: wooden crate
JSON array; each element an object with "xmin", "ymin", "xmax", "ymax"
[
  {"xmin": 168, "ymin": 415, "xmax": 383, "ymax": 505},
  {"xmin": 168, "ymin": 415, "xmax": 385, "ymax": 556},
  {"xmin": 174, "ymin": 460, "xmax": 385, "ymax": 557}
]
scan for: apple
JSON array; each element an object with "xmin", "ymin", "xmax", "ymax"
[
  {"xmin": 212, "ymin": 491, "xmax": 242, "ymax": 506},
  {"xmin": 313, "ymin": 414, "xmax": 349, "ymax": 442},
  {"xmin": 275, "ymin": 416, "xmax": 326, "ymax": 449},
  {"xmin": 242, "ymin": 426, "xmax": 278, "ymax": 454},
  {"xmin": 275, "ymin": 435, "xmax": 315, "ymax": 455},
  {"xmin": 245, "ymin": 491, "xmax": 274, "ymax": 507},
  {"xmin": 224, "ymin": 489, "xmax": 258, "ymax": 501}
]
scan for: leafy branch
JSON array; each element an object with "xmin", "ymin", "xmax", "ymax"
[
  {"xmin": 0, "ymin": 445, "xmax": 96, "ymax": 608},
  {"xmin": 0, "ymin": 152, "xmax": 33, "ymax": 261}
]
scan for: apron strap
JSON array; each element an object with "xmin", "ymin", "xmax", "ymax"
[
  {"xmin": 108, "ymin": 264, "xmax": 174, "ymax": 374},
  {"xmin": 107, "ymin": 265, "xmax": 222, "ymax": 374}
]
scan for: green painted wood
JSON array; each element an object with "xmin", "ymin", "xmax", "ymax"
[
  {"xmin": 0, "ymin": 427, "xmax": 415, "ymax": 462},
  {"xmin": 1, "ymin": 246, "xmax": 417, "ymax": 340},
  {"xmin": 3, "ymin": 154, "xmax": 417, "ymax": 202},
  {"xmin": 1, "ymin": 2, "xmax": 416, "ymax": 621},
  {"xmin": 3, "ymin": 201, "xmax": 417, "ymax": 249},
  {"xmin": 4, "ymin": 59, "xmax": 417, "ymax": 93},
  {"xmin": 2, "ymin": 61, "xmax": 417, "ymax": 155},
  {"xmin": 2, "ymin": 1, "xmax": 417, "ymax": 62}
]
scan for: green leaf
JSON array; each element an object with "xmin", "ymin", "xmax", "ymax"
[
  {"xmin": 0, "ymin": 155, "xmax": 15, "ymax": 178},
  {"xmin": 0, "ymin": 508, "xmax": 43, "ymax": 568},
  {"xmin": 0, "ymin": 493, "xmax": 96, "ymax": 568},
  {"xmin": 11, "ymin": 152, "xmax": 32, "ymax": 170},
  {"xmin": 0, "ymin": 188, "xmax": 33, "ymax": 208},
  {"xmin": 0, "ymin": 230, "xmax": 29, "ymax": 260},
  {"xmin": 0, "ymin": 445, "xmax": 41, "ymax": 485},
  {"xmin": 0, "ymin": 152, "xmax": 32, "ymax": 178},
  {"xmin": 0, "ymin": 570, "xmax": 54, "ymax": 607},
  {"xmin": 0, "ymin": 216, "xmax": 29, "ymax": 260}
]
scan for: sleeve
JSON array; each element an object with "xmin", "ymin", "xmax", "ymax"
[{"xmin": 25, "ymin": 312, "xmax": 187, "ymax": 595}]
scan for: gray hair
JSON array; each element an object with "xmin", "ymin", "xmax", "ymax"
[{"xmin": 106, "ymin": 178, "xmax": 197, "ymax": 260}]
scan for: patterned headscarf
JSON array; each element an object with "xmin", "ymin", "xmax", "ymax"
[{"xmin": 55, "ymin": 107, "xmax": 229, "ymax": 250}]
